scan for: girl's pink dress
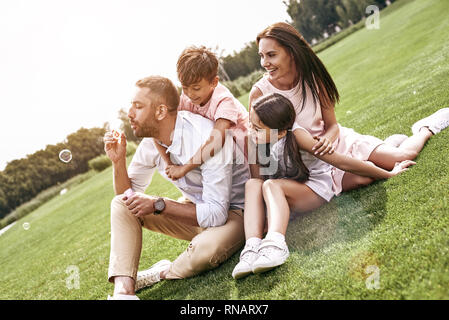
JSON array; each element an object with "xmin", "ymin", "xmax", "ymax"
[{"xmin": 254, "ymin": 74, "xmax": 383, "ymax": 196}]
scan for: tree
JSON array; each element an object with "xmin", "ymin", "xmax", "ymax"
[
  {"xmin": 116, "ymin": 108, "xmax": 140, "ymax": 143},
  {"xmin": 221, "ymin": 41, "xmax": 262, "ymax": 81},
  {"xmin": 286, "ymin": 0, "xmax": 341, "ymax": 43},
  {"xmin": 286, "ymin": 0, "xmax": 395, "ymax": 43},
  {"xmin": 0, "ymin": 126, "xmax": 106, "ymax": 218},
  {"xmin": 0, "ymin": 173, "xmax": 10, "ymax": 216}
]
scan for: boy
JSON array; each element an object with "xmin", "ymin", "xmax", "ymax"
[{"xmin": 155, "ymin": 46, "xmax": 249, "ymax": 180}]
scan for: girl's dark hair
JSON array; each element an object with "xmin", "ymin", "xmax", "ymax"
[
  {"xmin": 252, "ymin": 93, "xmax": 309, "ymax": 182},
  {"xmin": 257, "ymin": 22, "xmax": 339, "ymax": 111}
]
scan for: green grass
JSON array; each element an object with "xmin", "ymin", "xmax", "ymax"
[
  {"xmin": 1, "ymin": 0, "xmax": 449, "ymax": 299},
  {"xmin": 312, "ymin": 0, "xmax": 411, "ymax": 54},
  {"xmin": 238, "ymin": 91, "xmax": 250, "ymax": 107},
  {"xmin": 0, "ymin": 171, "xmax": 97, "ymax": 229}
]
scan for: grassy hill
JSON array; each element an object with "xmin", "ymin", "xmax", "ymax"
[{"xmin": 1, "ymin": 0, "xmax": 449, "ymax": 299}]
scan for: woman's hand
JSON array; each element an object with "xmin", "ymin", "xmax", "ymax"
[
  {"xmin": 390, "ymin": 160, "xmax": 416, "ymax": 177},
  {"xmin": 312, "ymin": 136, "xmax": 335, "ymax": 156}
]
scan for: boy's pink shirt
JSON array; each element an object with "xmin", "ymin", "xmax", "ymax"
[{"xmin": 178, "ymin": 82, "xmax": 249, "ymax": 137}]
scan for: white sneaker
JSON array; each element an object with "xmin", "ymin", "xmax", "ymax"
[
  {"xmin": 252, "ymin": 239, "xmax": 289, "ymax": 274},
  {"xmin": 107, "ymin": 294, "xmax": 140, "ymax": 300},
  {"xmin": 135, "ymin": 259, "xmax": 171, "ymax": 291},
  {"xmin": 232, "ymin": 242, "xmax": 260, "ymax": 280},
  {"xmin": 412, "ymin": 108, "xmax": 449, "ymax": 135},
  {"xmin": 384, "ymin": 134, "xmax": 408, "ymax": 147}
]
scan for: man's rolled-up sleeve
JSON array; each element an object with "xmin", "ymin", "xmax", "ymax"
[{"xmin": 127, "ymin": 138, "xmax": 158, "ymax": 193}]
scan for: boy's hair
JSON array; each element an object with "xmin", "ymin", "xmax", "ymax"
[
  {"xmin": 177, "ymin": 46, "xmax": 219, "ymax": 86},
  {"xmin": 135, "ymin": 75, "xmax": 180, "ymax": 113}
]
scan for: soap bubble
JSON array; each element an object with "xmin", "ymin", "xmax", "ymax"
[
  {"xmin": 108, "ymin": 117, "xmax": 123, "ymax": 143},
  {"xmin": 111, "ymin": 129, "xmax": 122, "ymax": 140},
  {"xmin": 59, "ymin": 149, "xmax": 72, "ymax": 163},
  {"xmin": 23, "ymin": 222, "xmax": 30, "ymax": 230}
]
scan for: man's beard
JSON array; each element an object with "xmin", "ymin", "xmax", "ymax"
[{"xmin": 134, "ymin": 116, "xmax": 159, "ymax": 138}]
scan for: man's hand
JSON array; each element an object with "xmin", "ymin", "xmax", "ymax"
[
  {"xmin": 104, "ymin": 131, "xmax": 127, "ymax": 164},
  {"xmin": 123, "ymin": 192, "xmax": 156, "ymax": 218}
]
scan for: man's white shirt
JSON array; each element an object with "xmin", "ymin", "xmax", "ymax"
[{"xmin": 127, "ymin": 111, "xmax": 249, "ymax": 228}]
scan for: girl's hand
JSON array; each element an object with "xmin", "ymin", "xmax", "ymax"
[
  {"xmin": 390, "ymin": 160, "xmax": 416, "ymax": 176},
  {"xmin": 312, "ymin": 136, "xmax": 335, "ymax": 156},
  {"xmin": 166, "ymin": 164, "xmax": 189, "ymax": 181}
]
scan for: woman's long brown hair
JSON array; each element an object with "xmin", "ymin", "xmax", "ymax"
[{"xmin": 257, "ymin": 22, "xmax": 340, "ymax": 111}]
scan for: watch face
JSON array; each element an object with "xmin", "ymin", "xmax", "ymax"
[{"xmin": 154, "ymin": 198, "xmax": 165, "ymax": 212}]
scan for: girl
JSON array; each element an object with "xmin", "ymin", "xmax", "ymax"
[
  {"xmin": 251, "ymin": 22, "xmax": 449, "ymax": 196},
  {"xmin": 232, "ymin": 93, "xmax": 414, "ymax": 279}
]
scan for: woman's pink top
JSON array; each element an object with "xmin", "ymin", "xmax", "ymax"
[{"xmin": 253, "ymin": 74, "xmax": 326, "ymax": 138}]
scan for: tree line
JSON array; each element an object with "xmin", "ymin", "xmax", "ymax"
[
  {"xmin": 219, "ymin": 0, "xmax": 395, "ymax": 81},
  {"xmin": 0, "ymin": 127, "xmax": 106, "ymax": 218}
]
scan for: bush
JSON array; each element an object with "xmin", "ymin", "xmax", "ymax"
[
  {"xmin": 126, "ymin": 141, "xmax": 138, "ymax": 156},
  {"xmin": 88, "ymin": 155, "xmax": 112, "ymax": 172},
  {"xmin": 312, "ymin": 19, "xmax": 366, "ymax": 54},
  {"xmin": 222, "ymin": 81, "xmax": 241, "ymax": 98},
  {"xmin": 88, "ymin": 141, "xmax": 137, "ymax": 172},
  {"xmin": 222, "ymin": 69, "xmax": 265, "ymax": 98}
]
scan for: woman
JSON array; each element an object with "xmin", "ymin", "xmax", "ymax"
[{"xmin": 250, "ymin": 22, "xmax": 449, "ymax": 195}]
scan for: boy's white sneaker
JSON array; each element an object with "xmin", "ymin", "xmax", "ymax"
[
  {"xmin": 412, "ymin": 108, "xmax": 449, "ymax": 135},
  {"xmin": 135, "ymin": 259, "xmax": 171, "ymax": 291},
  {"xmin": 384, "ymin": 134, "xmax": 408, "ymax": 147},
  {"xmin": 232, "ymin": 243, "xmax": 260, "ymax": 280},
  {"xmin": 252, "ymin": 239, "xmax": 289, "ymax": 274}
]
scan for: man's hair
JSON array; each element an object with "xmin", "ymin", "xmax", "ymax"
[
  {"xmin": 135, "ymin": 76, "xmax": 180, "ymax": 112},
  {"xmin": 177, "ymin": 46, "xmax": 219, "ymax": 86}
]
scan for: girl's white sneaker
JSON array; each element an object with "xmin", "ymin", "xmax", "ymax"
[
  {"xmin": 252, "ymin": 239, "xmax": 289, "ymax": 274},
  {"xmin": 232, "ymin": 242, "xmax": 260, "ymax": 279}
]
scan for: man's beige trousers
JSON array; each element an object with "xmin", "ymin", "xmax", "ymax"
[{"xmin": 108, "ymin": 195, "xmax": 245, "ymax": 282}]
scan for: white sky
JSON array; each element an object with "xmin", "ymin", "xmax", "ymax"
[{"xmin": 0, "ymin": 0, "xmax": 290, "ymax": 170}]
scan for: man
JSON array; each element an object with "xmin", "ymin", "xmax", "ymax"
[{"xmin": 104, "ymin": 76, "xmax": 249, "ymax": 300}]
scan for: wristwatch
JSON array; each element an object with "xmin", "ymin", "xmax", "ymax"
[{"xmin": 153, "ymin": 197, "xmax": 166, "ymax": 215}]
